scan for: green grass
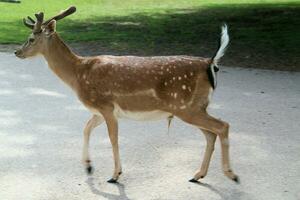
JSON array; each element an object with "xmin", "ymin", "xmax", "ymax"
[{"xmin": 0, "ymin": 0, "xmax": 299, "ymax": 70}]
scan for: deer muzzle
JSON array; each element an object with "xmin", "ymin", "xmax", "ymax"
[{"xmin": 14, "ymin": 49, "xmax": 25, "ymax": 59}]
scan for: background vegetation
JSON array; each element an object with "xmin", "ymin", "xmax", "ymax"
[{"xmin": 0, "ymin": 0, "xmax": 299, "ymax": 70}]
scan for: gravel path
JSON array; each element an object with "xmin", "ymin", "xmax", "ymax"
[{"xmin": 0, "ymin": 52, "xmax": 299, "ymax": 200}]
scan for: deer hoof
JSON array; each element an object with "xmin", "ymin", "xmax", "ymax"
[
  {"xmin": 189, "ymin": 178, "xmax": 199, "ymax": 183},
  {"xmin": 232, "ymin": 175, "xmax": 240, "ymax": 184},
  {"xmin": 86, "ymin": 166, "xmax": 93, "ymax": 174},
  {"xmin": 107, "ymin": 178, "xmax": 118, "ymax": 183}
]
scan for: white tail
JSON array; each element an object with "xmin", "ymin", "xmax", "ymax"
[
  {"xmin": 16, "ymin": 7, "xmax": 238, "ymax": 184},
  {"xmin": 207, "ymin": 24, "xmax": 230, "ymax": 89},
  {"xmin": 212, "ymin": 24, "xmax": 229, "ymax": 65}
]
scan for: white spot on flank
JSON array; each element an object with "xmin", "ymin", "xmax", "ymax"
[
  {"xmin": 188, "ymin": 86, "xmax": 192, "ymax": 92},
  {"xmin": 180, "ymin": 105, "xmax": 187, "ymax": 109},
  {"xmin": 182, "ymin": 85, "xmax": 186, "ymax": 90},
  {"xmin": 164, "ymin": 82, "xmax": 168, "ymax": 86},
  {"xmin": 180, "ymin": 99, "xmax": 185, "ymax": 104},
  {"xmin": 184, "ymin": 74, "xmax": 187, "ymax": 78},
  {"xmin": 173, "ymin": 77, "xmax": 176, "ymax": 80},
  {"xmin": 178, "ymin": 76, "xmax": 182, "ymax": 80},
  {"xmin": 85, "ymin": 81, "xmax": 90, "ymax": 84},
  {"xmin": 190, "ymin": 72, "xmax": 194, "ymax": 76},
  {"xmin": 174, "ymin": 93, "xmax": 178, "ymax": 99},
  {"xmin": 83, "ymin": 74, "xmax": 87, "ymax": 79}
]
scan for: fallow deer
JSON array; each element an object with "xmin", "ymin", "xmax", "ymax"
[{"xmin": 15, "ymin": 6, "xmax": 239, "ymax": 183}]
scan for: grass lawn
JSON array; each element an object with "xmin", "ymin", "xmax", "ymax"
[{"xmin": 0, "ymin": 0, "xmax": 299, "ymax": 70}]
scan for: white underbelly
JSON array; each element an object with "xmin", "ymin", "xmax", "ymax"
[
  {"xmin": 84, "ymin": 103, "xmax": 171, "ymax": 121},
  {"xmin": 113, "ymin": 104, "xmax": 171, "ymax": 121}
]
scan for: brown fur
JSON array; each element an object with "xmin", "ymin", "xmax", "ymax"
[
  {"xmin": 76, "ymin": 55, "xmax": 211, "ymax": 114},
  {"xmin": 15, "ymin": 7, "xmax": 238, "ymax": 183}
]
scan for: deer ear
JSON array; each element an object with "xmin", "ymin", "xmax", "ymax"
[{"xmin": 44, "ymin": 20, "xmax": 56, "ymax": 35}]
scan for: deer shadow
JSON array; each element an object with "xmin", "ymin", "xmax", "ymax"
[
  {"xmin": 85, "ymin": 177, "xmax": 131, "ymax": 200},
  {"xmin": 85, "ymin": 175, "xmax": 251, "ymax": 200},
  {"xmin": 191, "ymin": 181, "xmax": 253, "ymax": 200}
]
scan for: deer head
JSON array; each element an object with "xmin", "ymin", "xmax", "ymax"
[{"xmin": 15, "ymin": 6, "xmax": 76, "ymax": 59}]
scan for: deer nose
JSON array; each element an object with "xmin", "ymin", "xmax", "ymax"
[
  {"xmin": 14, "ymin": 49, "xmax": 24, "ymax": 58},
  {"xmin": 14, "ymin": 49, "xmax": 21, "ymax": 56}
]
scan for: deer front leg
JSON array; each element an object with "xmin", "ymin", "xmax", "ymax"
[
  {"xmin": 82, "ymin": 115, "xmax": 104, "ymax": 174},
  {"xmin": 189, "ymin": 129, "xmax": 216, "ymax": 182},
  {"xmin": 104, "ymin": 114, "xmax": 122, "ymax": 183}
]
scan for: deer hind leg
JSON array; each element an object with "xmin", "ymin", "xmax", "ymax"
[
  {"xmin": 82, "ymin": 114, "xmax": 104, "ymax": 174},
  {"xmin": 103, "ymin": 113, "xmax": 122, "ymax": 183},
  {"xmin": 178, "ymin": 112, "xmax": 239, "ymax": 183},
  {"xmin": 189, "ymin": 129, "xmax": 217, "ymax": 182}
]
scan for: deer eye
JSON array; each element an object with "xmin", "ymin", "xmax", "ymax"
[{"xmin": 29, "ymin": 38, "xmax": 35, "ymax": 43}]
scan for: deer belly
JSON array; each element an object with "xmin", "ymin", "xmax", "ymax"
[{"xmin": 113, "ymin": 103, "xmax": 171, "ymax": 121}]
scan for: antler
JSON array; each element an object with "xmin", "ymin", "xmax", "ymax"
[
  {"xmin": 34, "ymin": 12, "xmax": 44, "ymax": 32},
  {"xmin": 42, "ymin": 6, "xmax": 76, "ymax": 25},
  {"xmin": 23, "ymin": 17, "xmax": 34, "ymax": 29},
  {"xmin": 22, "ymin": 6, "xmax": 76, "ymax": 33},
  {"xmin": 23, "ymin": 12, "xmax": 44, "ymax": 33}
]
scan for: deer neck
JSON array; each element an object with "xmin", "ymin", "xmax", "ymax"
[{"xmin": 43, "ymin": 34, "xmax": 80, "ymax": 90}]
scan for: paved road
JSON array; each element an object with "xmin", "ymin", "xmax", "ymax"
[{"xmin": 0, "ymin": 52, "xmax": 299, "ymax": 200}]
